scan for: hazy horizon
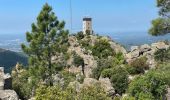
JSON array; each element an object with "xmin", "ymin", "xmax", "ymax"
[{"xmin": 0, "ymin": 0, "xmax": 158, "ymax": 34}]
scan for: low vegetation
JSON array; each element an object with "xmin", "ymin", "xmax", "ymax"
[{"xmin": 10, "ymin": 2, "xmax": 170, "ymax": 100}]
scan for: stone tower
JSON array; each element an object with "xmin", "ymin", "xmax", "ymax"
[{"xmin": 83, "ymin": 17, "xmax": 92, "ymax": 34}]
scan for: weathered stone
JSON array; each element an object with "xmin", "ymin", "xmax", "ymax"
[
  {"xmin": 126, "ymin": 41, "xmax": 170, "ymax": 69},
  {"xmin": 131, "ymin": 46, "xmax": 139, "ymax": 51},
  {"xmin": 109, "ymin": 41, "xmax": 127, "ymax": 55},
  {"xmin": 151, "ymin": 41, "xmax": 169, "ymax": 50},
  {"xmin": 99, "ymin": 78, "xmax": 115, "ymax": 96},
  {"xmin": 0, "ymin": 90, "xmax": 18, "ymax": 100},
  {"xmin": 166, "ymin": 88, "xmax": 170, "ymax": 100},
  {"xmin": 140, "ymin": 44, "xmax": 151, "ymax": 53},
  {"xmin": 52, "ymin": 74, "xmax": 65, "ymax": 87},
  {"xmin": 83, "ymin": 78, "xmax": 99, "ymax": 86},
  {"xmin": 68, "ymin": 81, "xmax": 82, "ymax": 92}
]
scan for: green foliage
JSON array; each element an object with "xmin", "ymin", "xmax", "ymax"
[
  {"xmin": 75, "ymin": 31, "xmax": 85, "ymax": 40},
  {"xmin": 79, "ymin": 37, "xmax": 92, "ymax": 51},
  {"xmin": 21, "ymin": 3, "xmax": 69, "ymax": 86},
  {"xmin": 110, "ymin": 66, "xmax": 129, "ymax": 95},
  {"xmin": 128, "ymin": 57, "xmax": 149, "ymax": 74},
  {"xmin": 128, "ymin": 70, "xmax": 167, "ymax": 100},
  {"xmin": 73, "ymin": 52, "xmax": 85, "ymax": 75},
  {"xmin": 149, "ymin": 0, "xmax": 170, "ymax": 35},
  {"xmin": 35, "ymin": 85, "xmax": 76, "ymax": 100},
  {"xmin": 35, "ymin": 84, "xmax": 111, "ymax": 100},
  {"xmin": 76, "ymin": 74, "xmax": 85, "ymax": 84},
  {"xmin": 149, "ymin": 18, "xmax": 170, "ymax": 36},
  {"xmin": 92, "ymin": 58, "xmax": 114, "ymax": 80},
  {"xmin": 60, "ymin": 71, "xmax": 76, "ymax": 88},
  {"xmin": 154, "ymin": 47, "xmax": 170, "ymax": 63},
  {"xmin": 77, "ymin": 84, "xmax": 112, "ymax": 100},
  {"xmin": 73, "ymin": 53, "xmax": 84, "ymax": 67},
  {"xmin": 12, "ymin": 65, "xmax": 36, "ymax": 99},
  {"xmin": 92, "ymin": 39, "xmax": 115, "ymax": 59},
  {"xmin": 113, "ymin": 52, "xmax": 125, "ymax": 65},
  {"xmin": 101, "ymin": 68, "xmax": 113, "ymax": 78},
  {"xmin": 101, "ymin": 66, "xmax": 129, "ymax": 95}
]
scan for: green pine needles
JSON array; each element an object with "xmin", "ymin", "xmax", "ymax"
[{"xmin": 21, "ymin": 3, "xmax": 69, "ymax": 86}]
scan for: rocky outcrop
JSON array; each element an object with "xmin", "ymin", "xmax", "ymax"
[
  {"xmin": 126, "ymin": 41, "xmax": 170, "ymax": 68},
  {"xmin": 68, "ymin": 78, "xmax": 115, "ymax": 96},
  {"xmin": 67, "ymin": 36, "xmax": 97, "ymax": 77},
  {"xmin": 0, "ymin": 67, "xmax": 18, "ymax": 100},
  {"xmin": 67, "ymin": 35, "xmax": 127, "ymax": 77},
  {"xmin": 166, "ymin": 88, "xmax": 170, "ymax": 100},
  {"xmin": 0, "ymin": 90, "xmax": 18, "ymax": 100}
]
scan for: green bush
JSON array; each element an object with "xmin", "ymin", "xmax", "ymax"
[
  {"xmin": 92, "ymin": 58, "xmax": 114, "ymax": 80},
  {"xmin": 73, "ymin": 53, "xmax": 84, "ymax": 67},
  {"xmin": 154, "ymin": 47, "xmax": 170, "ymax": 63},
  {"xmin": 128, "ymin": 70, "xmax": 167, "ymax": 100},
  {"xmin": 101, "ymin": 68, "xmax": 113, "ymax": 78},
  {"xmin": 129, "ymin": 57, "xmax": 149, "ymax": 74},
  {"xmin": 60, "ymin": 71, "xmax": 76, "ymax": 88},
  {"xmin": 12, "ymin": 66, "xmax": 38, "ymax": 99},
  {"xmin": 92, "ymin": 39, "xmax": 115, "ymax": 59},
  {"xmin": 77, "ymin": 83, "xmax": 112, "ymax": 100},
  {"xmin": 110, "ymin": 66, "xmax": 129, "ymax": 95},
  {"xmin": 75, "ymin": 31, "xmax": 85, "ymax": 40},
  {"xmin": 35, "ymin": 83, "xmax": 111, "ymax": 100}
]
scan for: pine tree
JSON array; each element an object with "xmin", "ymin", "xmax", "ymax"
[
  {"xmin": 21, "ymin": 3, "xmax": 69, "ymax": 86},
  {"xmin": 149, "ymin": 0, "xmax": 170, "ymax": 36}
]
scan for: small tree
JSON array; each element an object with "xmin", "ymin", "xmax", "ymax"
[
  {"xmin": 149, "ymin": 0, "xmax": 170, "ymax": 35},
  {"xmin": 21, "ymin": 3, "xmax": 69, "ymax": 86},
  {"xmin": 154, "ymin": 48, "xmax": 170, "ymax": 62},
  {"xmin": 73, "ymin": 53, "xmax": 85, "ymax": 75}
]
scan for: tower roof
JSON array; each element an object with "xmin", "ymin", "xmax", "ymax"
[{"xmin": 83, "ymin": 17, "xmax": 92, "ymax": 21}]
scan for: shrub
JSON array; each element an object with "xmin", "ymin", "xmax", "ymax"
[
  {"xmin": 73, "ymin": 53, "xmax": 85, "ymax": 75},
  {"xmin": 60, "ymin": 71, "xmax": 76, "ymax": 88},
  {"xmin": 101, "ymin": 68, "xmax": 113, "ymax": 78},
  {"xmin": 77, "ymin": 83, "xmax": 112, "ymax": 100},
  {"xmin": 92, "ymin": 58, "xmax": 113, "ymax": 80},
  {"xmin": 12, "ymin": 67, "xmax": 36, "ymax": 99},
  {"xmin": 110, "ymin": 66, "xmax": 129, "ymax": 95},
  {"xmin": 128, "ymin": 70, "xmax": 167, "ymax": 100},
  {"xmin": 35, "ymin": 83, "xmax": 111, "ymax": 100},
  {"xmin": 75, "ymin": 31, "xmax": 85, "ymax": 40},
  {"xmin": 129, "ymin": 57, "xmax": 149, "ymax": 74},
  {"xmin": 154, "ymin": 47, "xmax": 170, "ymax": 63},
  {"xmin": 92, "ymin": 39, "xmax": 115, "ymax": 59}
]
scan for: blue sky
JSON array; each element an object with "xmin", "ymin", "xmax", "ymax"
[{"xmin": 0, "ymin": 0, "xmax": 158, "ymax": 34}]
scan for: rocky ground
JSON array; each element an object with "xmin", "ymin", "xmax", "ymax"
[
  {"xmin": 0, "ymin": 67, "xmax": 18, "ymax": 100},
  {"xmin": 1, "ymin": 34, "xmax": 170, "ymax": 100}
]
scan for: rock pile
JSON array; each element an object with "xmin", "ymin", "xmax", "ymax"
[
  {"xmin": 0, "ymin": 67, "xmax": 18, "ymax": 100},
  {"xmin": 126, "ymin": 41, "xmax": 170, "ymax": 68}
]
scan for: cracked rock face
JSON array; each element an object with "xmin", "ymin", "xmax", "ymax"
[
  {"xmin": 126, "ymin": 41, "xmax": 170, "ymax": 68},
  {"xmin": 0, "ymin": 90, "xmax": 18, "ymax": 100}
]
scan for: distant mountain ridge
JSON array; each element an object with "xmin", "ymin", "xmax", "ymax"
[{"xmin": 0, "ymin": 48, "xmax": 28, "ymax": 73}]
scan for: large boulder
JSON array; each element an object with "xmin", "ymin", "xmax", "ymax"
[
  {"xmin": 126, "ymin": 41, "xmax": 170, "ymax": 68},
  {"xmin": 0, "ymin": 90, "xmax": 18, "ymax": 100},
  {"xmin": 140, "ymin": 44, "xmax": 151, "ymax": 53},
  {"xmin": 151, "ymin": 41, "xmax": 169, "ymax": 50},
  {"xmin": 99, "ymin": 78, "xmax": 115, "ymax": 96},
  {"xmin": 166, "ymin": 88, "xmax": 170, "ymax": 100},
  {"xmin": 83, "ymin": 78, "xmax": 115, "ymax": 96}
]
